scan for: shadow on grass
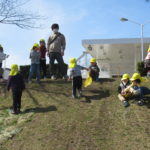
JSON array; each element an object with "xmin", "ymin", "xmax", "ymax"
[
  {"xmin": 143, "ymin": 96, "xmax": 150, "ymax": 109},
  {"xmin": 98, "ymin": 78, "xmax": 116, "ymax": 83},
  {"xmin": 25, "ymin": 89, "xmax": 40, "ymax": 106},
  {"xmin": 40, "ymin": 80, "xmax": 70, "ymax": 85},
  {"xmin": 82, "ymin": 90, "xmax": 110, "ymax": 103},
  {"xmin": 23, "ymin": 105, "xmax": 57, "ymax": 114}
]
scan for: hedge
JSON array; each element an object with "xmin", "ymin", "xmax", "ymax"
[
  {"xmin": 20, "ymin": 63, "xmax": 68, "ymax": 79},
  {"xmin": 137, "ymin": 61, "xmax": 147, "ymax": 76}
]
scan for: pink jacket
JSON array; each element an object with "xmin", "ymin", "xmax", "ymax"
[{"xmin": 145, "ymin": 52, "xmax": 150, "ymax": 60}]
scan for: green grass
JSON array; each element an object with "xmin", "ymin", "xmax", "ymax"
[{"xmin": 0, "ymin": 78, "xmax": 150, "ymax": 150}]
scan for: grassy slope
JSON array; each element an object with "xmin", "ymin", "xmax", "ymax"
[{"xmin": 0, "ymin": 78, "xmax": 150, "ymax": 150}]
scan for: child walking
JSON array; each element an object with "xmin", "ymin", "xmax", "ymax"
[
  {"xmin": 39, "ymin": 39, "xmax": 47, "ymax": 78},
  {"xmin": 28, "ymin": 43, "xmax": 41, "ymax": 83},
  {"xmin": 7, "ymin": 64, "xmax": 25, "ymax": 114},
  {"xmin": 68, "ymin": 58, "xmax": 88, "ymax": 98},
  {"xmin": 89, "ymin": 58, "xmax": 100, "ymax": 81}
]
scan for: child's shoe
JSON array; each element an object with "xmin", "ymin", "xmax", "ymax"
[
  {"xmin": 11, "ymin": 109, "xmax": 18, "ymax": 115},
  {"xmin": 122, "ymin": 100, "xmax": 129, "ymax": 107},
  {"xmin": 78, "ymin": 90, "xmax": 82, "ymax": 98},
  {"xmin": 51, "ymin": 75, "xmax": 56, "ymax": 80},
  {"xmin": 137, "ymin": 100, "xmax": 145, "ymax": 106},
  {"xmin": 72, "ymin": 95, "xmax": 77, "ymax": 99}
]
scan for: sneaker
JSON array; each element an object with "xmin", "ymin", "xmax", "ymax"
[
  {"xmin": 137, "ymin": 100, "xmax": 144, "ymax": 106},
  {"xmin": 78, "ymin": 90, "xmax": 82, "ymax": 98},
  {"xmin": 11, "ymin": 110, "xmax": 18, "ymax": 115},
  {"xmin": 72, "ymin": 95, "xmax": 77, "ymax": 99},
  {"xmin": 51, "ymin": 76, "xmax": 56, "ymax": 80},
  {"xmin": 44, "ymin": 76, "xmax": 47, "ymax": 79},
  {"xmin": 63, "ymin": 75, "xmax": 68, "ymax": 80},
  {"xmin": 122, "ymin": 100, "xmax": 129, "ymax": 107}
]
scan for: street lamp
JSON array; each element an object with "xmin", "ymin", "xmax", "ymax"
[{"xmin": 120, "ymin": 17, "xmax": 150, "ymax": 61}]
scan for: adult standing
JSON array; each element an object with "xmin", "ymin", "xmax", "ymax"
[{"xmin": 47, "ymin": 23, "xmax": 66, "ymax": 79}]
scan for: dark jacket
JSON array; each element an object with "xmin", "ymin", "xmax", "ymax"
[
  {"xmin": 118, "ymin": 81, "xmax": 130, "ymax": 94},
  {"xmin": 7, "ymin": 73, "xmax": 25, "ymax": 91},
  {"xmin": 39, "ymin": 45, "xmax": 46, "ymax": 59},
  {"xmin": 89, "ymin": 64, "xmax": 100, "ymax": 80}
]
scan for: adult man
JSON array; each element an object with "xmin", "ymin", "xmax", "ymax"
[{"xmin": 47, "ymin": 23, "xmax": 66, "ymax": 79}]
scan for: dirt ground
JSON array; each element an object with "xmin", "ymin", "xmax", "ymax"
[{"xmin": 0, "ymin": 78, "xmax": 150, "ymax": 150}]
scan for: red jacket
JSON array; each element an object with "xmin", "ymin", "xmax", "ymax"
[{"xmin": 39, "ymin": 46, "xmax": 46, "ymax": 59}]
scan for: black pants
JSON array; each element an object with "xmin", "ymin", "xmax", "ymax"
[
  {"xmin": 72, "ymin": 76, "xmax": 82, "ymax": 96},
  {"xmin": 12, "ymin": 89, "xmax": 22, "ymax": 112},
  {"xmin": 49, "ymin": 52, "xmax": 65, "ymax": 77},
  {"xmin": 40, "ymin": 59, "xmax": 47, "ymax": 77},
  {"xmin": 0, "ymin": 63, "xmax": 2, "ymax": 68}
]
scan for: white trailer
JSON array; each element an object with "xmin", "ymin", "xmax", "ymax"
[{"xmin": 82, "ymin": 38, "xmax": 150, "ymax": 77}]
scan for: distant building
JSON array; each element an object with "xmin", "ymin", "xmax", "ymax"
[{"xmin": 82, "ymin": 38, "xmax": 150, "ymax": 77}]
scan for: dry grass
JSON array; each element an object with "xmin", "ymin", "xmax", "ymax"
[{"xmin": 0, "ymin": 78, "xmax": 150, "ymax": 150}]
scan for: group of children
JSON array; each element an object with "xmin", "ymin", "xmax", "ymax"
[
  {"xmin": 2, "ymin": 41, "xmax": 150, "ymax": 114},
  {"xmin": 28, "ymin": 39, "xmax": 47, "ymax": 83},
  {"xmin": 68, "ymin": 57, "xmax": 100, "ymax": 98},
  {"xmin": 118, "ymin": 73, "xmax": 150, "ymax": 107},
  {"xmin": 6, "ymin": 56, "xmax": 100, "ymax": 114}
]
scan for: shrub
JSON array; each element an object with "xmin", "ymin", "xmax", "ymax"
[{"xmin": 137, "ymin": 61, "xmax": 147, "ymax": 76}]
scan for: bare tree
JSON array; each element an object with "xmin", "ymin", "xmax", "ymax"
[{"xmin": 0, "ymin": 0, "xmax": 43, "ymax": 29}]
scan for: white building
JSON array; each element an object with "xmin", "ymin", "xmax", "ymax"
[{"xmin": 82, "ymin": 38, "xmax": 150, "ymax": 77}]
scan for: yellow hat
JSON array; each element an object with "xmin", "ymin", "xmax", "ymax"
[
  {"xmin": 9, "ymin": 64, "xmax": 19, "ymax": 76},
  {"xmin": 69, "ymin": 58, "xmax": 77, "ymax": 69},
  {"xmin": 121, "ymin": 74, "xmax": 130, "ymax": 81},
  {"xmin": 32, "ymin": 43, "xmax": 40, "ymax": 50},
  {"xmin": 147, "ymin": 45, "xmax": 150, "ymax": 52},
  {"xmin": 130, "ymin": 73, "xmax": 147, "ymax": 82},
  {"xmin": 90, "ymin": 58, "xmax": 96, "ymax": 63}
]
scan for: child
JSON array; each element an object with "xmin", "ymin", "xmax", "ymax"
[
  {"xmin": 89, "ymin": 58, "xmax": 100, "ymax": 81},
  {"xmin": 129, "ymin": 73, "xmax": 150, "ymax": 106},
  {"xmin": 144, "ymin": 46, "xmax": 150, "ymax": 76},
  {"xmin": 68, "ymin": 58, "xmax": 88, "ymax": 98},
  {"xmin": 28, "ymin": 43, "xmax": 41, "ymax": 83},
  {"xmin": 118, "ymin": 74, "xmax": 131, "ymax": 107},
  {"xmin": 7, "ymin": 64, "xmax": 25, "ymax": 114},
  {"xmin": 0, "ymin": 45, "xmax": 8, "ymax": 78},
  {"xmin": 0, "ymin": 45, "xmax": 7, "ymax": 68},
  {"xmin": 39, "ymin": 39, "xmax": 47, "ymax": 78}
]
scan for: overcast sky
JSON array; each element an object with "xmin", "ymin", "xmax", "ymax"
[{"xmin": 0, "ymin": 0, "xmax": 150, "ymax": 67}]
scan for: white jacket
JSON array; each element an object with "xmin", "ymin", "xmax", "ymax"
[{"xmin": 0, "ymin": 52, "xmax": 6, "ymax": 63}]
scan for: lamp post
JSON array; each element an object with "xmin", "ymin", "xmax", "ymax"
[{"xmin": 120, "ymin": 17, "xmax": 150, "ymax": 61}]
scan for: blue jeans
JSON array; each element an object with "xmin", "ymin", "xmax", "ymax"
[
  {"xmin": 28, "ymin": 64, "xmax": 40, "ymax": 81},
  {"xmin": 139, "ymin": 86, "xmax": 150, "ymax": 99}
]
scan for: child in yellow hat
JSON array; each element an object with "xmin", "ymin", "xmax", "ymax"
[
  {"xmin": 89, "ymin": 58, "xmax": 100, "ymax": 81},
  {"xmin": 118, "ymin": 74, "xmax": 131, "ymax": 107},
  {"xmin": 7, "ymin": 64, "xmax": 25, "ymax": 114},
  {"xmin": 129, "ymin": 73, "xmax": 150, "ymax": 106},
  {"xmin": 28, "ymin": 43, "xmax": 41, "ymax": 83},
  {"xmin": 68, "ymin": 58, "xmax": 88, "ymax": 98}
]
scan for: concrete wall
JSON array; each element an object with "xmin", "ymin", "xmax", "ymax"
[{"xmin": 82, "ymin": 38, "xmax": 150, "ymax": 77}]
